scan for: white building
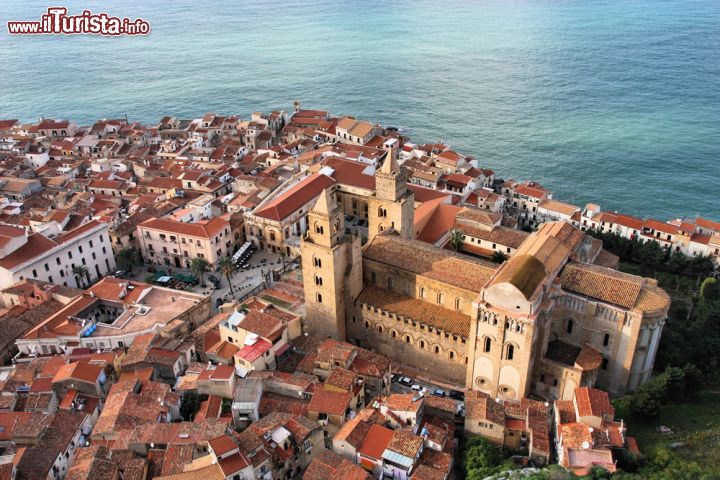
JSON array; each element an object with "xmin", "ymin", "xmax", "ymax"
[{"xmin": 0, "ymin": 220, "xmax": 116, "ymax": 289}]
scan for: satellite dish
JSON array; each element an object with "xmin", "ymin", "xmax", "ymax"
[
  {"xmin": 581, "ymin": 441, "xmax": 590, "ymax": 449},
  {"xmin": 589, "ymin": 427, "xmax": 594, "ymax": 433}
]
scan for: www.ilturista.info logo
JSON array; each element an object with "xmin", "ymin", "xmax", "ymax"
[{"xmin": 7, "ymin": 7, "xmax": 150, "ymax": 36}]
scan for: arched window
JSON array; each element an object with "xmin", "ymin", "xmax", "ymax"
[
  {"xmin": 483, "ymin": 337, "xmax": 491, "ymax": 353},
  {"xmin": 567, "ymin": 319, "xmax": 573, "ymax": 334},
  {"xmin": 315, "ymin": 223, "xmax": 324, "ymax": 235},
  {"xmin": 437, "ymin": 293, "xmax": 444, "ymax": 305},
  {"xmin": 464, "ymin": 356, "xmax": 469, "ymax": 365},
  {"xmin": 378, "ymin": 207, "xmax": 387, "ymax": 218},
  {"xmin": 387, "ymin": 276, "xmax": 393, "ymax": 289},
  {"xmin": 404, "ymin": 335, "xmax": 411, "ymax": 344},
  {"xmin": 449, "ymin": 350, "xmax": 455, "ymax": 359},
  {"xmin": 455, "ymin": 298, "xmax": 461, "ymax": 310},
  {"xmin": 420, "ymin": 340, "xmax": 426, "ymax": 349},
  {"xmin": 434, "ymin": 345, "xmax": 440, "ymax": 354},
  {"xmin": 392, "ymin": 330, "xmax": 397, "ymax": 339},
  {"xmin": 316, "ymin": 293, "xmax": 323, "ymax": 303},
  {"xmin": 364, "ymin": 321, "xmax": 370, "ymax": 328},
  {"xmin": 313, "ymin": 257, "xmax": 322, "ymax": 268},
  {"xmin": 603, "ymin": 333, "xmax": 610, "ymax": 347},
  {"xmin": 377, "ymin": 325, "xmax": 384, "ymax": 334},
  {"xmin": 419, "ymin": 287, "xmax": 425, "ymax": 299},
  {"xmin": 314, "ymin": 275, "xmax": 323, "ymax": 286},
  {"xmin": 506, "ymin": 344, "xmax": 515, "ymax": 361}
]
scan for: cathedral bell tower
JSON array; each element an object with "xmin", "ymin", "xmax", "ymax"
[
  {"xmin": 368, "ymin": 146, "xmax": 415, "ymax": 242},
  {"xmin": 301, "ymin": 187, "xmax": 362, "ymax": 341}
]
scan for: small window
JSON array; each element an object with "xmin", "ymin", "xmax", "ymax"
[
  {"xmin": 567, "ymin": 319, "xmax": 573, "ymax": 335},
  {"xmin": 483, "ymin": 337, "xmax": 491, "ymax": 353},
  {"xmin": 316, "ymin": 293, "xmax": 322, "ymax": 303},
  {"xmin": 506, "ymin": 344, "xmax": 515, "ymax": 361},
  {"xmin": 455, "ymin": 298, "xmax": 461, "ymax": 309},
  {"xmin": 603, "ymin": 333, "xmax": 610, "ymax": 347}
]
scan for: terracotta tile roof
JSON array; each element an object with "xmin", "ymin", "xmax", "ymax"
[
  {"xmin": 139, "ymin": 216, "xmax": 228, "ymax": 239},
  {"xmin": 561, "ymin": 262, "xmax": 669, "ymax": 312},
  {"xmin": 417, "ymin": 203, "xmax": 463, "ymax": 244},
  {"xmin": 574, "ymin": 344, "xmax": 603, "ymax": 371},
  {"xmin": 209, "ymin": 435, "xmax": 238, "ymax": 456},
  {"xmin": 465, "ymin": 390, "xmax": 505, "ymax": 425},
  {"xmin": 308, "ymin": 387, "xmax": 352, "ymax": 416},
  {"xmin": 325, "ymin": 367, "xmax": 357, "ymax": 392},
  {"xmin": 383, "ymin": 393, "xmax": 423, "ymax": 415},
  {"xmin": 332, "ymin": 416, "xmax": 370, "ymax": 447},
  {"xmin": 239, "ymin": 310, "xmax": 283, "ymax": 341},
  {"xmin": 304, "ymin": 449, "xmax": 372, "ymax": 480},
  {"xmin": 363, "ymin": 234, "xmax": 497, "ymax": 292},
  {"xmin": 219, "ymin": 451, "xmax": 249, "ymax": 476},
  {"xmin": 254, "ymin": 173, "xmax": 335, "ymax": 221},
  {"xmin": 575, "ymin": 387, "xmax": 614, "ymax": 418},
  {"xmin": 235, "ymin": 338, "xmax": 271, "ymax": 363},
  {"xmin": 555, "ymin": 400, "xmax": 577, "ymax": 425},
  {"xmin": 358, "ymin": 285, "xmax": 471, "ymax": 338},
  {"xmin": 539, "ymin": 199, "xmax": 580, "ymax": 216},
  {"xmin": 322, "ymin": 157, "xmax": 376, "ymax": 190},
  {"xmin": 52, "ymin": 361, "xmax": 102, "ymax": 385},
  {"xmin": 0, "ymin": 233, "xmax": 56, "ymax": 270},
  {"xmin": 455, "ymin": 222, "xmax": 529, "ymax": 249},
  {"xmin": 357, "ymin": 424, "xmax": 394, "ymax": 459},
  {"xmin": 349, "ymin": 348, "xmax": 390, "ymax": 378},
  {"xmin": 386, "ymin": 429, "xmax": 423, "ymax": 458},
  {"xmin": 411, "ymin": 450, "xmax": 453, "ymax": 480}
]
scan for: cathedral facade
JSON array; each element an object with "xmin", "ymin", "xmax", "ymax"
[{"xmin": 301, "ymin": 151, "xmax": 670, "ymax": 400}]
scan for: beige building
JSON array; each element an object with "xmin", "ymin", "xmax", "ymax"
[
  {"xmin": 301, "ymin": 156, "xmax": 670, "ymax": 398},
  {"xmin": 137, "ymin": 216, "xmax": 235, "ymax": 268}
]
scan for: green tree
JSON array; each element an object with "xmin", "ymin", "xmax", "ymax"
[
  {"xmin": 190, "ymin": 257, "xmax": 211, "ymax": 286},
  {"xmin": 180, "ymin": 390, "xmax": 200, "ymax": 421},
  {"xmin": 448, "ymin": 229, "xmax": 464, "ymax": 252},
  {"xmin": 72, "ymin": 264, "xmax": 90, "ymax": 288},
  {"xmin": 218, "ymin": 256, "xmax": 237, "ymax": 294},
  {"xmin": 462, "ymin": 436, "xmax": 503, "ymax": 480},
  {"xmin": 115, "ymin": 246, "xmax": 140, "ymax": 273},
  {"xmin": 666, "ymin": 252, "xmax": 689, "ymax": 275},
  {"xmin": 700, "ymin": 277, "xmax": 720, "ymax": 302},
  {"xmin": 635, "ymin": 240, "xmax": 666, "ymax": 266},
  {"xmin": 491, "ymin": 251, "xmax": 508, "ymax": 264}
]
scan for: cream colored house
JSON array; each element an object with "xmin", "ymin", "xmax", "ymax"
[{"xmin": 137, "ymin": 215, "xmax": 233, "ymax": 268}]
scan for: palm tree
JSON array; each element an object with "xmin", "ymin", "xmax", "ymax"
[
  {"xmin": 448, "ymin": 229, "xmax": 464, "ymax": 252},
  {"xmin": 491, "ymin": 251, "xmax": 508, "ymax": 264},
  {"xmin": 217, "ymin": 256, "xmax": 237, "ymax": 295},
  {"xmin": 72, "ymin": 265, "xmax": 90, "ymax": 288},
  {"xmin": 116, "ymin": 246, "xmax": 140, "ymax": 273},
  {"xmin": 190, "ymin": 257, "xmax": 211, "ymax": 285}
]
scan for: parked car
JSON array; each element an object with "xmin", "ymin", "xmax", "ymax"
[
  {"xmin": 208, "ymin": 275, "xmax": 219, "ymax": 284},
  {"xmin": 432, "ymin": 389, "xmax": 446, "ymax": 398},
  {"xmin": 215, "ymin": 297, "xmax": 224, "ymax": 308},
  {"xmin": 112, "ymin": 270, "xmax": 127, "ymax": 278},
  {"xmin": 398, "ymin": 377, "xmax": 413, "ymax": 387},
  {"xmin": 448, "ymin": 389, "xmax": 464, "ymax": 401},
  {"xmin": 411, "ymin": 384, "xmax": 423, "ymax": 392}
]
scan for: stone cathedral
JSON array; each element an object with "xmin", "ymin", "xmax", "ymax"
[{"xmin": 301, "ymin": 152, "xmax": 670, "ymax": 400}]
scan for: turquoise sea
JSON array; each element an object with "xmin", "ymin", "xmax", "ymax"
[{"xmin": 1, "ymin": 0, "xmax": 719, "ymax": 219}]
